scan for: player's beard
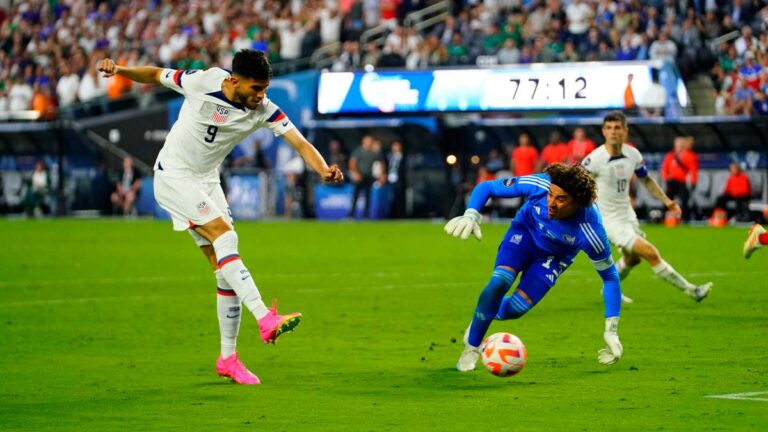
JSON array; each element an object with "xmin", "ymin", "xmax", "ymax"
[{"xmin": 236, "ymin": 89, "xmax": 261, "ymax": 110}]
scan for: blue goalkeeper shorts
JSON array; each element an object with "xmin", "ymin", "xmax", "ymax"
[{"xmin": 494, "ymin": 224, "xmax": 574, "ymax": 307}]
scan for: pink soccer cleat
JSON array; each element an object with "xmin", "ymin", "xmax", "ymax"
[
  {"xmin": 257, "ymin": 300, "xmax": 302, "ymax": 344},
  {"xmin": 216, "ymin": 353, "xmax": 261, "ymax": 385}
]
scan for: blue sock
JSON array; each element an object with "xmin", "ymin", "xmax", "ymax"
[
  {"xmin": 495, "ymin": 291, "xmax": 532, "ymax": 320},
  {"xmin": 467, "ymin": 268, "xmax": 517, "ymax": 347}
]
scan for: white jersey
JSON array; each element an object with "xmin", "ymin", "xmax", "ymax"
[
  {"xmin": 155, "ymin": 67, "xmax": 295, "ymax": 181},
  {"xmin": 582, "ymin": 144, "xmax": 648, "ymax": 221}
]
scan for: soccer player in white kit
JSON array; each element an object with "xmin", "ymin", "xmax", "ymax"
[
  {"xmin": 582, "ymin": 112, "xmax": 712, "ymax": 303},
  {"xmin": 97, "ymin": 50, "xmax": 343, "ymax": 385}
]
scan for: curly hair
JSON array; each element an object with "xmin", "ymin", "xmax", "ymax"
[
  {"xmin": 232, "ymin": 49, "xmax": 272, "ymax": 82},
  {"xmin": 544, "ymin": 163, "xmax": 597, "ymax": 208}
]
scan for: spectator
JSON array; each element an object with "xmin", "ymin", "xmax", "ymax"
[
  {"xmin": 496, "ymin": 39, "xmax": 521, "ymax": 65},
  {"xmin": 284, "ymin": 171, "xmax": 305, "ymax": 219},
  {"xmin": 349, "ymin": 135, "xmax": 382, "ymax": 218},
  {"xmin": 387, "ymin": 140, "xmax": 406, "ymax": 218},
  {"xmin": 111, "ymin": 156, "xmax": 142, "ymax": 216},
  {"xmin": 319, "ymin": 5, "xmax": 342, "ymax": 45},
  {"xmin": 23, "ymin": 160, "xmax": 50, "ymax": 217},
  {"xmin": 739, "ymin": 52, "xmax": 762, "ymax": 91},
  {"xmin": 649, "ymin": 31, "xmax": 677, "ymax": 62},
  {"xmin": 31, "ymin": 84, "xmax": 57, "ymax": 120},
  {"xmin": 77, "ymin": 60, "xmax": 108, "ymax": 103},
  {"xmin": 566, "ymin": 128, "xmax": 596, "ymax": 164},
  {"xmin": 537, "ymin": 131, "xmax": 567, "ymax": 172},
  {"xmin": 475, "ymin": 165, "xmax": 495, "ymax": 185},
  {"xmin": 661, "ymin": 136, "xmax": 699, "ymax": 221},
  {"xmin": 638, "ymin": 69, "xmax": 667, "ymax": 117},
  {"xmin": 379, "ymin": 0, "xmax": 401, "ymax": 30},
  {"xmin": 713, "ymin": 162, "xmax": 752, "ymax": 221},
  {"xmin": 378, "ymin": 43, "xmax": 406, "ymax": 67},
  {"xmin": 565, "ymin": 0, "xmax": 592, "ymax": 46},
  {"xmin": 486, "ymin": 149, "xmax": 505, "ymax": 173},
  {"xmin": 279, "ymin": 17, "xmax": 307, "ymax": 61},
  {"xmin": 510, "ymin": 133, "xmax": 539, "ymax": 177},
  {"xmin": 8, "ymin": 76, "xmax": 33, "ymax": 112},
  {"xmin": 56, "ymin": 62, "xmax": 79, "ymax": 107}
]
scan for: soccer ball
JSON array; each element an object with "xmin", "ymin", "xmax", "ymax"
[{"xmin": 481, "ymin": 332, "xmax": 527, "ymax": 377}]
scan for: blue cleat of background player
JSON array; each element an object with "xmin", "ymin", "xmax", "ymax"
[{"xmin": 445, "ymin": 163, "xmax": 624, "ymax": 371}]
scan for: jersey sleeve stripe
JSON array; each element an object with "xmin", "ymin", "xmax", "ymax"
[
  {"xmin": 579, "ymin": 223, "xmax": 604, "ymax": 253},
  {"xmin": 267, "ymin": 109, "xmax": 286, "ymax": 122},
  {"xmin": 173, "ymin": 70, "xmax": 183, "ymax": 87},
  {"xmin": 518, "ymin": 180, "xmax": 549, "ymax": 191},
  {"xmin": 518, "ymin": 176, "xmax": 551, "ymax": 191},
  {"xmin": 519, "ymin": 175, "xmax": 551, "ymax": 187},
  {"xmin": 585, "ymin": 224, "xmax": 606, "ymax": 253}
]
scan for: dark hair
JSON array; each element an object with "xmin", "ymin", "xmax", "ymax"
[
  {"xmin": 602, "ymin": 111, "xmax": 627, "ymax": 127},
  {"xmin": 544, "ymin": 163, "xmax": 597, "ymax": 208},
  {"xmin": 232, "ymin": 49, "xmax": 272, "ymax": 81}
]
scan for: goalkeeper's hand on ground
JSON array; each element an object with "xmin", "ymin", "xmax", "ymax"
[
  {"xmin": 598, "ymin": 317, "xmax": 623, "ymax": 365},
  {"xmin": 444, "ymin": 209, "xmax": 482, "ymax": 241}
]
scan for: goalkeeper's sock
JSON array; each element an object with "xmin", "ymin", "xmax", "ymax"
[
  {"xmin": 615, "ymin": 256, "xmax": 636, "ymax": 281},
  {"xmin": 216, "ymin": 270, "xmax": 240, "ymax": 358},
  {"xmin": 213, "ymin": 231, "xmax": 269, "ymax": 320},
  {"xmin": 467, "ymin": 268, "xmax": 516, "ymax": 347},
  {"xmin": 651, "ymin": 260, "xmax": 695, "ymax": 291}
]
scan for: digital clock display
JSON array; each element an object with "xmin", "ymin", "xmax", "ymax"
[{"xmin": 317, "ymin": 62, "xmax": 658, "ymax": 114}]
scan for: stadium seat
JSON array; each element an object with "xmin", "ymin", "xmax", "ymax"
[
  {"xmin": 135, "ymin": 180, "xmax": 155, "ymax": 216},
  {"xmin": 1, "ymin": 171, "xmax": 24, "ymax": 208},
  {"xmin": 691, "ymin": 170, "xmax": 713, "ymax": 210}
]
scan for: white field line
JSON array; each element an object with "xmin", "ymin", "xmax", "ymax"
[{"xmin": 705, "ymin": 391, "xmax": 768, "ymax": 402}]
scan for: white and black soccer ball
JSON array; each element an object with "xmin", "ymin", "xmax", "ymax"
[{"xmin": 481, "ymin": 332, "xmax": 527, "ymax": 377}]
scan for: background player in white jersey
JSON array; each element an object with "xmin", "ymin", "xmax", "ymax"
[
  {"xmin": 582, "ymin": 111, "xmax": 712, "ymax": 303},
  {"xmin": 97, "ymin": 50, "xmax": 343, "ymax": 385}
]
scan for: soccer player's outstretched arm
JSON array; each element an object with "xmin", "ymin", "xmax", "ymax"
[
  {"xmin": 97, "ymin": 58, "xmax": 162, "ymax": 85},
  {"xmin": 282, "ymin": 128, "xmax": 343, "ymax": 183},
  {"xmin": 639, "ymin": 174, "xmax": 681, "ymax": 214},
  {"xmin": 445, "ymin": 175, "xmax": 546, "ymax": 241},
  {"xmin": 582, "ymin": 217, "xmax": 624, "ymax": 365}
]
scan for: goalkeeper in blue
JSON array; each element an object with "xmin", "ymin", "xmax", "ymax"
[{"xmin": 445, "ymin": 163, "xmax": 623, "ymax": 371}]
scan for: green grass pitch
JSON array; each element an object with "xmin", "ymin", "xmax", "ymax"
[{"xmin": 0, "ymin": 220, "xmax": 766, "ymax": 431}]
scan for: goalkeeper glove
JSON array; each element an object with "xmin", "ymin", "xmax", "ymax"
[
  {"xmin": 597, "ymin": 317, "xmax": 623, "ymax": 365},
  {"xmin": 444, "ymin": 209, "xmax": 482, "ymax": 241}
]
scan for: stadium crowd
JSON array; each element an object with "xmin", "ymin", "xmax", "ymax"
[{"xmin": 0, "ymin": 0, "xmax": 766, "ymax": 117}]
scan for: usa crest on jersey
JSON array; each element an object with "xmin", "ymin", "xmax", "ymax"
[{"xmin": 212, "ymin": 106, "xmax": 230, "ymax": 124}]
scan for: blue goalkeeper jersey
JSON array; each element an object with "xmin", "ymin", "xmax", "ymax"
[
  {"xmin": 466, "ymin": 173, "xmax": 621, "ymax": 317},
  {"xmin": 468, "ymin": 173, "xmax": 612, "ymax": 264}
]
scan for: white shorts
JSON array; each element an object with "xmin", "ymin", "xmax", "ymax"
[
  {"xmin": 603, "ymin": 214, "xmax": 645, "ymax": 252},
  {"xmin": 154, "ymin": 170, "xmax": 232, "ymax": 231}
]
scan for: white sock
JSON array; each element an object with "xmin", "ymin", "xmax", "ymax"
[
  {"xmin": 215, "ymin": 270, "xmax": 240, "ymax": 358},
  {"xmin": 651, "ymin": 260, "xmax": 695, "ymax": 291},
  {"xmin": 615, "ymin": 256, "xmax": 636, "ymax": 281},
  {"xmin": 213, "ymin": 231, "xmax": 269, "ymax": 320}
]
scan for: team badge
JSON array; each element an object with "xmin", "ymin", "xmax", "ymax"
[
  {"xmin": 503, "ymin": 178, "xmax": 515, "ymax": 187},
  {"xmin": 197, "ymin": 201, "xmax": 210, "ymax": 215},
  {"xmin": 510, "ymin": 234, "xmax": 523, "ymax": 244},
  {"xmin": 613, "ymin": 164, "xmax": 626, "ymax": 178},
  {"xmin": 212, "ymin": 106, "xmax": 230, "ymax": 124},
  {"xmin": 563, "ymin": 234, "xmax": 576, "ymax": 245}
]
